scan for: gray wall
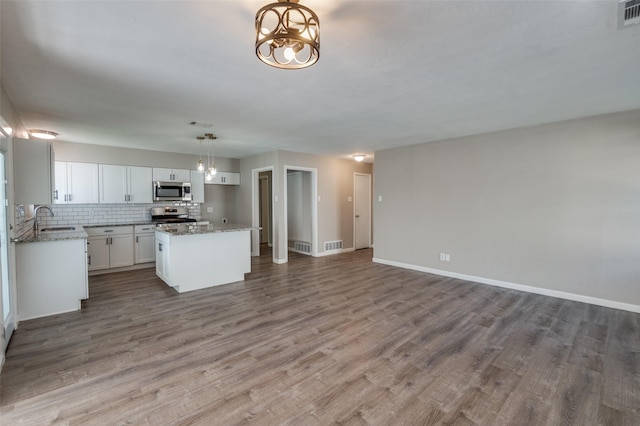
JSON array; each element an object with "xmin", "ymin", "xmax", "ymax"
[{"xmin": 373, "ymin": 109, "xmax": 640, "ymax": 308}]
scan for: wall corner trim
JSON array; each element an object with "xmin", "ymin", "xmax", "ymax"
[{"xmin": 372, "ymin": 258, "xmax": 640, "ymax": 314}]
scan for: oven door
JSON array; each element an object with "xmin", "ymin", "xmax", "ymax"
[{"xmin": 153, "ymin": 181, "xmax": 186, "ymax": 201}]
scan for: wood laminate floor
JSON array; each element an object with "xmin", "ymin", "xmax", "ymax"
[{"xmin": 1, "ymin": 248, "xmax": 639, "ymax": 425}]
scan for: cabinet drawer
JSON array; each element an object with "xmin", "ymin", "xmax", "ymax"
[
  {"xmin": 134, "ymin": 224, "xmax": 155, "ymax": 234},
  {"xmin": 85, "ymin": 225, "xmax": 133, "ymax": 237}
]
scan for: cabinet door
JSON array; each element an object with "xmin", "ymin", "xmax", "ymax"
[
  {"xmin": 190, "ymin": 170, "xmax": 205, "ymax": 203},
  {"xmin": 135, "ymin": 233, "xmax": 155, "ymax": 264},
  {"xmin": 68, "ymin": 162, "xmax": 99, "ymax": 203},
  {"xmin": 14, "ymin": 138, "xmax": 54, "ymax": 205},
  {"xmin": 172, "ymin": 169, "xmax": 191, "ymax": 182},
  {"xmin": 99, "ymin": 164, "xmax": 128, "ymax": 203},
  {"xmin": 109, "ymin": 234, "xmax": 134, "ymax": 268},
  {"xmin": 87, "ymin": 236, "xmax": 110, "ymax": 271},
  {"xmin": 152, "ymin": 168, "xmax": 173, "ymax": 182},
  {"xmin": 54, "ymin": 161, "xmax": 68, "ymax": 204},
  {"xmin": 221, "ymin": 172, "xmax": 240, "ymax": 185},
  {"xmin": 155, "ymin": 239, "xmax": 170, "ymax": 282},
  {"xmin": 128, "ymin": 166, "xmax": 153, "ymax": 203}
]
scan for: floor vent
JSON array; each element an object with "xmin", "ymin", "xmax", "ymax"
[
  {"xmin": 324, "ymin": 240, "xmax": 343, "ymax": 252},
  {"xmin": 294, "ymin": 241, "xmax": 312, "ymax": 254},
  {"xmin": 619, "ymin": 0, "xmax": 640, "ymax": 28}
]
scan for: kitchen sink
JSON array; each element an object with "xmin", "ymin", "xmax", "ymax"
[{"xmin": 40, "ymin": 226, "xmax": 76, "ymax": 232}]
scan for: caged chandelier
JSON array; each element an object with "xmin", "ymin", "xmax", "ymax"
[{"xmin": 255, "ymin": 0, "xmax": 320, "ymax": 69}]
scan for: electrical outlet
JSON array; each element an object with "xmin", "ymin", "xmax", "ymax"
[
  {"xmin": 440, "ymin": 253, "xmax": 446, "ymax": 261},
  {"xmin": 445, "ymin": 254, "xmax": 451, "ymax": 262},
  {"xmin": 207, "ymin": 207, "xmax": 213, "ymax": 213},
  {"xmin": 222, "ymin": 218, "xmax": 228, "ymax": 224}
]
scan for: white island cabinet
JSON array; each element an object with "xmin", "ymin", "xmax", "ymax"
[{"xmin": 155, "ymin": 224, "xmax": 251, "ymax": 293}]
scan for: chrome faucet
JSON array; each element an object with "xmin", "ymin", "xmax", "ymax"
[{"xmin": 34, "ymin": 205, "xmax": 55, "ymax": 232}]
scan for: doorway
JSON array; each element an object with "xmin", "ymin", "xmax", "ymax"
[
  {"xmin": 252, "ymin": 166, "xmax": 274, "ymax": 261},
  {"xmin": 354, "ymin": 173, "xmax": 372, "ymax": 249},
  {"xmin": 259, "ymin": 171, "xmax": 272, "ymax": 249},
  {"xmin": 1, "ymin": 129, "xmax": 14, "ymax": 352},
  {"xmin": 283, "ymin": 165, "xmax": 317, "ymax": 262}
]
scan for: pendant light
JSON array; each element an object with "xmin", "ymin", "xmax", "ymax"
[
  {"xmin": 196, "ymin": 136, "xmax": 205, "ymax": 173},
  {"xmin": 204, "ymin": 133, "xmax": 217, "ymax": 182}
]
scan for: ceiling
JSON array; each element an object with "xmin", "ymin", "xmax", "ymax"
[{"xmin": 1, "ymin": 1, "xmax": 639, "ymax": 161}]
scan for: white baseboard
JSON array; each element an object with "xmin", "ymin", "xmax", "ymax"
[
  {"xmin": 316, "ymin": 247, "xmax": 355, "ymax": 257},
  {"xmin": 372, "ymin": 258, "xmax": 640, "ymax": 314},
  {"xmin": 274, "ymin": 258, "xmax": 287, "ymax": 264}
]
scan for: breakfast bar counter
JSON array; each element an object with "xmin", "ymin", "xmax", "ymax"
[{"xmin": 155, "ymin": 224, "xmax": 252, "ymax": 293}]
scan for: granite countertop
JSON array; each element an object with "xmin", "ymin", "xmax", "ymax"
[
  {"xmin": 155, "ymin": 223, "xmax": 253, "ymax": 237},
  {"xmin": 17, "ymin": 226, "xmax": 89, "ymax": 243}
]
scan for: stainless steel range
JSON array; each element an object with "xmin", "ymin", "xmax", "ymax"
[{"xmin": 151, "ymin": 207, "xmax": 197, "ymax": 225}]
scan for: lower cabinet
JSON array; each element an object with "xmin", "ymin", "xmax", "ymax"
[
  {"xmin": 135, "ymin": 224, "xmax": 156, "ymax": 264},
  {"xmin": 16, "ymin": 238, "xmax": 87, "ymax": 320},
  {"xmin": 86, "ymin": 226, "xmax": 134, "ymax": 271}
]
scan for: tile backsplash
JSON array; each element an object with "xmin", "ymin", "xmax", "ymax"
[{"xmin": 15, "ymin": 202, "xmax": 201, "ymax": 237}]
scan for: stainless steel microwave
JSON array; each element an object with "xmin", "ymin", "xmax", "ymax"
[{"xmin": 153, "ymin": 181, "xmax": 192, "ymax": 201}]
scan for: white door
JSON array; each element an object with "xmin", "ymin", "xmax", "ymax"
[
  {"xmin": 0, "ymin": 145, "xmax": 14, "ymax": 350},
  {"xmin": 354, "ymin": 173, "xmax": 372, "ymax": 250}
]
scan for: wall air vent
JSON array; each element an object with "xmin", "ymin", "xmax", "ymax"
[
  {"xmin": 324, "ymin": 240, "xmax": 343, "ymax": 252},
  {"xmin": 618, "ymin": 0, "xmax": 640, "ymax": 28},
  {"xmin": 292, "ymin": 241, "xmax": 312, "ymax": 254}
]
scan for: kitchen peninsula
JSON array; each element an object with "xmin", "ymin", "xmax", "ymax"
[{"xmin": 155, "ymin": 223, "xmax": 252, "ymax": 293}]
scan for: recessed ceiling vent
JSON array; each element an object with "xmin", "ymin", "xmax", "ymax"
[
  {"xmin": 619, "ymin": 0, "xmax": 640, "ymax": 29},
  {"xmin": 189, "ymin": 121, "xmax": 213, "ymax": 129}
]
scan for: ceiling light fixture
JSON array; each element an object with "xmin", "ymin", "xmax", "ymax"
[
  {"xmin": 353, "ymin": 154, "xmax": 366, "ymax": 162},
  {"xmin": 255, "ymin": 0, "xmax": 320, "ymax": 69},
  {"xmin": 204, "ymin": 133, "xmax": 218, "ymax": 182},
  {"xmin": 29, "ymin": 129, "xmax": 58, "ymax": 140},
  {"xmin": 196, "ymin": 136, "xmax": 205, "ymax": 173}
]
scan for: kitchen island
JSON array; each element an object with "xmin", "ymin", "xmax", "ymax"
[{"xmin": 155, "ymin": 223, "xmax": 253, "ymax": 293}]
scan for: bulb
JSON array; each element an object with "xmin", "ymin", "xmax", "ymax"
[
  {"xmin": 196, "ymin": 160, "xmax": 205, "ymax": 173},
  {"xmin": 205, "ymin": 172, "xmax": 212, "ymax": 182},
  {"xmin": 284, "ymin": 47, "xmax": 295, "ymax": 61},
  {"xmin": 209, "ymin": 165, "xmax": 217, "ymax": 176}
]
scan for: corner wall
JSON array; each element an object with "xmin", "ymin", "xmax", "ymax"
[{"xmin": 373, "ymin": 109, "xmax": 640, "ymax": 311}]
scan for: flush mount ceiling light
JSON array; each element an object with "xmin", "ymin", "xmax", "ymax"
[
  {"xmin": 255, "ymin": 0, "xmax": 320, "ymax": 69},
  {"xmin": 352, "ymin": 154, "xmax": 366, "ymax": 162},
  {"xmin": 29, "ymin": 129, "xmax": 58, "ymax": 140}
]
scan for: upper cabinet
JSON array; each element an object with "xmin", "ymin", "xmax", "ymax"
[
  {"xmin": 99, "ymin": 164, "xmax": 153, "ymax": 204},
  {"xmin": 54, "ymin": 162, "xmax": 99, "ymax": 204},
  {"xmin": 205, "ymin": 172, "xmax": 240, "ymax": 186},
  {"xmin": 13, "ymin": 138, "xmax": 54, "ymax": 205},
  {"xmin": 153, "ymin": 168, "xmax": 191, "ymax": 182},
  {"xmin": 190, "ymin": 170, "xmax": 205, "ymax": 203}
]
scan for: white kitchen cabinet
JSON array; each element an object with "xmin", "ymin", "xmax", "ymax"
[
  {"xmin": 190, "ymin": 170, "xmax": 205, "ymax": 203},
  {"xmin": 16, "ymin": 238, "xmax": 87, "ymax": 320},
  {"xmin": 205, "ymin": 171, "xmax": 240, "ymax": 186},
  {"xmin": 155, "ymin": 231, "xmax": 171, "ymax": 283},
  {"xmin": 86, "ymin": 226, "xmax": 134, "ymax": 271},
  {"xmin": 99, "ymin": 164, "xmax": 152, "ymax": 203},
  {"xmin": 54, "ymin": 161, "xmax": 99, "ymax": 204},
  {"xmin": 13, "ymin": 137, "xmax": 54, "ymax": 205},
  {"xmin": 153, "ymin": 168, "xmax": 191, "ymax": 182},
  {"xmin": 134, "ymin": 224, "xmax": 155, "ymax": 264}
]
